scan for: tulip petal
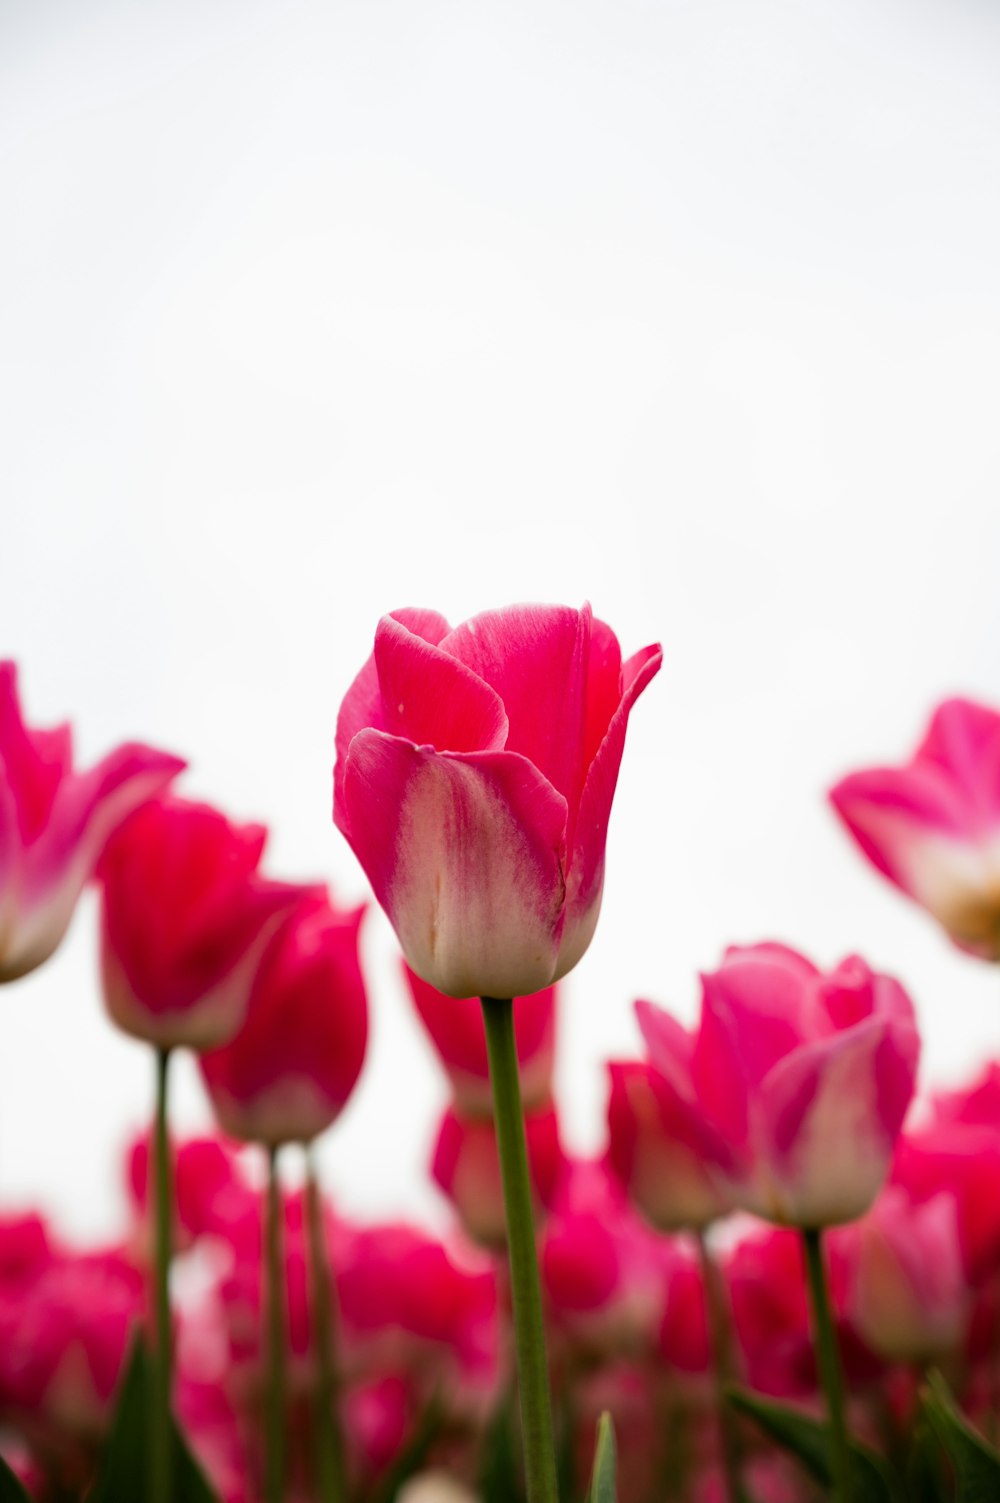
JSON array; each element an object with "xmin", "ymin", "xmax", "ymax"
[
  {"xmin": 373, "ymin": 615, "xmax": 508, "ymax": 754},
  {"xmin": 440, "ymin": 604, "xmax": 592, "ymax": 806},
  {"xmin": 561, "ymin": 642, "xmax": 662, "ymax": 965},
  {"xmin": 915, "ymin": 697, "xmax": 1000, "ymax": 827},
  {"xmin": 758, "ymin": 1011, "xmax": 919, "ymax": 1226},
  {"xmin": 334, "ymin": 608, "xmax": 452, "ymax": 829},
  {"xmin": 342, "ymin": 731, "xmax": 568, "ymax": 999}
]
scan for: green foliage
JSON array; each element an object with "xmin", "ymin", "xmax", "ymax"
[
  {"xmin": 87, "ymin": 1340, "xmax": 219, "ymax": 1503},
  {"xmin": 727, "ymin": 1385, "xmax": 901, "ymax": 1503},
  {"xmin": 478, "ymin": 1395, "xmax": 524, "ymax": 1503},
  {"xmin": 922, "ymin": 1371, "xmax": 1000, "ymax": 1503},
  {"xmin": 586, "ymin": 1412, "xmax": 617, "ymax": 1503}
]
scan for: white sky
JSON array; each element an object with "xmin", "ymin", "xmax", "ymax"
[{"xmin": 3, "ymin": 0, "xmax": 1000, "ymax": 1242}]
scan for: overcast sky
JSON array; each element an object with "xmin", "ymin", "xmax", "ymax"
[{"xmin": 3, "ymin": 0, "xmax": 1000, "ymax": 1241}]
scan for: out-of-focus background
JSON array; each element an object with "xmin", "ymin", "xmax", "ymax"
[{"xmin": 3, "ymin": 0, "xmax": 1000, "ymax": 1240}]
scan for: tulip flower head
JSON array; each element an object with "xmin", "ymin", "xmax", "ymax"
[
  {"xmin": 0, "ymin": 663, "xmax": 184, "ymax": 982},
  {"xmin": 334, "ymin": 604, "xmax": 661, "ymax": 999},
  {"xmin": 631, "ymin": 945, "xmax": 919, "ymax": 1229},
  {"xmin": 99, "ymin": 796, "xmax": 310, "ymax": 1051},
  {"xmin": 199, "ymin": 890, "xmax": 368, "ymax": 1146},
  {"xmin": 830, "ymin": 697, "xmax": 1000, "ymax": 959}
]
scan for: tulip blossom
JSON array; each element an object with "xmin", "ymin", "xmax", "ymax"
[
  {"xmin": 126, "ymin": 1132, "xmax": 257, "ymax": 1257},
  {"xmin": 607, "ymin": 1010, "xmax": 735, "ymax": 1232},
  {"xmin": 199, "ymin": 891, "xmax": 368, "ymax": 1146},
  {"xmin": 635, "ymin": 946, "xmax": 919, "ymax": 1229},
  {"xmin": 334, "ymin": 604, "xmax": 661, "ymax": 1000},
  {"xmin": 402, "ymin": 962, "xmax": 556, "ymax": 1115},
  {"xmin": 834, "ymin": 1186, "xmax": 967, "ymax": 1363},
  {"xmin": 830, "ymin": 696, "xmax": 1000, "ymax": 959},
  {"xmin": 0, "ymin": 662, "xmax": 183, "ymax": 983},
  {"xmin": 99, "ymin": 796, "xmax": 311, "ymax": 1051},
  {"xmin": 431, "ymin": 1103, "xmax": 565, "ymax": 1249}
]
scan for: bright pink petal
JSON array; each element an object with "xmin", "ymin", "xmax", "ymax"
[
  {"xmin": 0, "ymin": 664, "xmax": 73, "ymax": 842},
  {"xmin": 758, "ymin": 1009, "xmax": 919, "ymax": 1226},
  {"xmin": 914, "ymin": 697, "xmax": 1000, "ymax": 827},
  {"xmin": 634, "ymin": 999, "xmax": 695, "ymax": 1095},
  {"xmin": 2, "ymin": 744, "xmax": 185, "ymax": 983},
  {"xmin": 697, "ymin": 946, "xmax": 819, "ymax": 1094},
  {"xmin": 829, "ymin": 767, "xmax": 969, "ymax": 890},
  {"xmin": 333, "ymin": 608, "xmax": 452, "ymax": 830},
  {"xmin": 372, "ymin": 614, "xmax": 508, "ymax": 753},
  {"xmin": 342, "ymin": 731, "xmax": 568, "ymax": 999},
  {"xmin": 439, "ymin": 604, "xmax": 592, "ymax": 806},
  {"xmin": 560, "ymin": 641, "xmax": 662, "ymax": 971}
]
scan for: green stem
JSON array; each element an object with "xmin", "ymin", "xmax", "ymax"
[
  {"xmin": 305, "ymin": 1147, "xmax": 348, "ymax": 1503},
  {"xmin": 152, "ymin": 1046, "xmax": 173, "ymax": 1503},
  {"xmin": 480, "ymin": 996, "xmax": 558, "ymax": 1503},
  {"xmin": 802, "ymin": 1227, "xmax": 852, "ymax": 1502},
  {"xmin": 265, "ymin": 1145, "xmax": 287, "ymax": 1503},
  {"xmin": 696, "ymin": 1228, "xmax": 745, "ymax": 1503}
]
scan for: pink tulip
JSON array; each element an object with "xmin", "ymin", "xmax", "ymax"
[
  {"xmin": 607, "ymin": 1005, "xmax": 735, "ymax": 1231},
  {"xmin": 728, "ymin": 1225, "xmax": 879, "ymax": 1399},
  {"xmin": 0, "ymin": 663, "xmax": 183, "ymax": 982},
  {"xmin": 199, "ymin": 891, "xmax": 368, "ymax": 1145},
  {"xmin": 638, "ymin": 945, "xmax": 919, "ymax": 1228},
  {"xmin": 402, "ymin": 961, "xmax": 556, "ymax": 1115},
  {"xmin": 126, "ymin": 1132, "xmax": 257, "ymax": 1257},
  {"xmin": 333, "ymin": 604, "xmax": 661, "ymax": 999},
  {"xmin": 0, "ymin": 1245, "xmax": 145, "ymax": 1442},
  {"xmin": 891, "ymin": 1073, "xmax": 1000, "ymax": 1286},
  {"xmin": 834, "ymin": 1186, "xmax": 967, "ymax": 1362},
  {"xmin": 830, "ymin": 697, "xmax": 1000, "ymax": 958},
  {"xmin": 431, "ymin": 1103, "xmax": 565, "ymax": 1248},
  {"xmin": 99, "ymin": 796, "xmax": 311, "ymax": 1050},
  {"xmin": 540, "ymin": 1160, "xmax": 672, "ymax": 1360}
]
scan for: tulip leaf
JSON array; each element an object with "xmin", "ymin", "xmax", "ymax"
[
  {"xmin": 727, "ymin": 1386, "xmax": 900, "ymax": 1503},
  {"xmin": 88, "ymin": 1338, "xmax": 221, "ymax": 1503},
  {"xmin": 477, "ymin": 1395, "xmax": 524, "ymax": 1503},
  {"xmin": 0, "ymin": 1455, "xmax": 33, "ymax": 1503},
  {"xmin": 587, "ymin": 1412, "xmax": 618, "ymax": 1503},
  {"xmin": 923, "ymin": 1370, "xmax": 1000, "ymax": 1502}
]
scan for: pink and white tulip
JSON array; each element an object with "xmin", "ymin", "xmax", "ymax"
[
  {"xmin": 830, "ymin": 696, "xmax": 1000, "ymax": 958},
  {"xmin": 402, "ymin": 962, "xmax": 556, "ymax": 1115},
  {"xmin": 631, "ymin": 945, "xmax": 919, "ymax": 1228},
  {"xmin": 607, "ymin": 1003, "xmax": 736, "ymax": 1231},
  {"xmin": 334, "ymin": 604, "xmax": 661, "ymax": 999},
  {"xmin": 99, "ymin": 796, "xmax": 310, "ymax": 1051},
  {"xmin": 834, "ymin": 1186, "xmax": 967, "ymax": 1363},
  {"xmin": 199, "ymin": 890, "xmax": 368, "ymax": 1145},
  {"xmin": 0, "ymin": 663, "xmax": 183, "ymax": 982}
]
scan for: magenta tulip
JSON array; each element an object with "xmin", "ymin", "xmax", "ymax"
[
  {"xmin": 99, "ymin": 796, "xmax": 310, "ymax": 1051},
  {"xmin": 830, "ymin": 696, "xmax": 1000, "ymax": 958},
  {"xmin": 199, "ymin": 890, "xmax": 368, "ymax": 1146},
  {"xmin": 0, "ymin": 663, "xmax": 183, "ymax": 982},
  {"xmin": 633, "ymin": 945, "xmax": 919, "ymax": 1228},
  {"xmin": 431, "ymin": 1103, "xmax": 565, "ymax": 1249},
  {"xmin": 333, "ymin": 604, "xmax": 661, "ymax": 999}
]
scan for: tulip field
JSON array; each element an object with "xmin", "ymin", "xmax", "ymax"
[{"xmin": 2, "ymin": 609, "xmax": 1000, "ymax": 1503}]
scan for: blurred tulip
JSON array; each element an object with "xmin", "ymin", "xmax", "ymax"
[
  {"xmin": 431, "ymin": 1103, "xmax": 565, "ymax": 1249},
  {"xmin": 99, "ymin": 796, "xmax": 311, "ymax": 1050},
  {"xmin": 635, "ymin": 945, "xmax": 919, "ymax": 1228},
  {"xmin": 200, "ymin": 891, "xmax": 367, "ymax": 1146},
  {"xmin": 830, "ymin": 697, "xmax": 1000, "ymax": 959},
  {"xmin": 402, "ymin": 962, "xmax": 556, "ymax": 1116},
  {"xmin": 835, "ymin": 1186, "xmax": 967, "ymax": 1363},
  {"xmin": 0, "ymin": 662, "xmax": 183, "ymax": 982}
]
